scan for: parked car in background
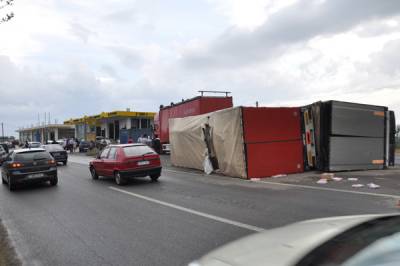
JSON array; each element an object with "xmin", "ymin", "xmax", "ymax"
[
  {"xmin": 0, "ymin": 145, "xmax": 7, "ymax": 165},
  {"xmin": 42, "ymin": 144, "xmax": 68, "ymax": 165},
  {"xmin": 1, "ymin": 148, "xmax": 58, "ymax": 191},
  {"xmin": 52, "ymin": 139, "xmax": 66, "ymax": 149},
  {"xmin": 0, "ymin": 143, "xmax": 9, "ymax": 154},
  {"xmin": 89, "ymin": 144, "xmax": 162, "ymax": 185},
  {"xmin": 28, "ymin": 142, "xmax": 41, "ymax": 148},
  {"xmin": 79, "ymin": 140, "xmax": 90, "ymax": 152}
]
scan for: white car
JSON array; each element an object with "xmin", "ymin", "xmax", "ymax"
[
  {"xmin": 190, "ymin": 214, "xmax": 400, "ymax": 266},
  {"xmin": 28, "ymin": 142, "xmax": 41, "ymax": 148}
]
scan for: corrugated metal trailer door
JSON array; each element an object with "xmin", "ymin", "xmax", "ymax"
[{"xmin": 242, "ymin": 107, "xmax": 304, "ymax": 178}]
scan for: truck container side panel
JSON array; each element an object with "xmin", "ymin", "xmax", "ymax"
[
  {"xmin": 160, "ymin": 108, "xmax": 171, "ymax": 143},
  {"xmin": 169, "ymin": 100, "xmax": 201, "ymax": 119},
  {"xmin": 328, "ymin": 136, "xmax": 384, "ymax": 171},
  {"xmin": 330, "ymin": 101, "xmax": 386, "ymax": 138},
  {"xmin": 154, "ymin": 113, "xmax": 160, "ymax": 138},
  {"xmin": 242, "ymin": 107, "xmax": 301, "ymax": 142},
  {"xmin": 389, "ymin": 110, "xmax": 396, "ymax": 166},
  {"xmin": 199, "ymin": 97, "xmax": 233, "ymax": 114},
  {"xmin": 160, "ymin": 97, "xmax": 233, "ymax": 144},
  {"xmin": 246, "ymin": 141, "xmax": 304, "ymax": 178}
]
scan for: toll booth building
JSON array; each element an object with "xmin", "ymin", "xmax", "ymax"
[
  {"xmin": 17, "ymin": 124, "xmax": 75, "ymax": 143},
  {"xmin": 64, "ymin": 110, "xmax": 156, "ymax": 143}
]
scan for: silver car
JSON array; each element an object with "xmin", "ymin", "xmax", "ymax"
[{"xmin": 190, "ymin": 214, "xmax": 400, "ymax": 266}]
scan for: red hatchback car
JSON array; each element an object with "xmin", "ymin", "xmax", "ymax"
[{"xmin": 89, "ymin": 144, "xmax": 162, "ymax": 185}]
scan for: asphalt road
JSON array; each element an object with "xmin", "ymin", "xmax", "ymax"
[{"xmin": 0, "ymin": 157, "xmax": 399, "ymax": 266}]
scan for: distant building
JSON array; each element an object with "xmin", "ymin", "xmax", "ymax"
[
  {"xmin": 16, "ymin": 124, "xmax": 75, "ymax": 143},
  {"xmin": 0, "ymin": 136, "xmax": 15, "ymax": 143},
  {"xmin": 64, "ymin": 110, "xmax": 156, "ymax": 142}
]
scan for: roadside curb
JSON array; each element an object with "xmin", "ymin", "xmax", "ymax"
[{"xmin": 0, "ymin": 219, "xmax": 21, "ymax": 266}]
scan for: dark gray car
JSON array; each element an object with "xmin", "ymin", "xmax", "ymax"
[{"xmin": 1, "ymin": 148, "xmax": 58, "ymax": 191}]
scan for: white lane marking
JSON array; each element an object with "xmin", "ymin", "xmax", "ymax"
[
  {"xmin": 68, "ymin": 159, "xmax": 400, "ymax": 200},
  {"xmin": 256, "ymin": 180, "xmax": 400, "ymax": 199},
  {"xmin": 109, "ymin": 186, "xmax": 265, "ymax": 232}
]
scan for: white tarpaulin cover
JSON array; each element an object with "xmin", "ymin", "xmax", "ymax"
[{"xmin": 169, "ymin": 107, "xmax": 247, "ymax": 178}]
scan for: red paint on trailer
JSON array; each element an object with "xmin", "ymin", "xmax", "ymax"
[{"xmin": 241, "ymin": 107, "xmax": 304, "ymax": 178}]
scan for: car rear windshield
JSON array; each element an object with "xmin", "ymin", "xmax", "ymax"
[
  {"xmin": 123, "ymin": 145, "xmax": 156, "ymax": 157},
  {"xmin": 44, "ymin": 144, "xmax": 64, "ymax": 152},
  {"xmin": 15, "ymin": 151, "xmax": 52, "ymax": 161}
]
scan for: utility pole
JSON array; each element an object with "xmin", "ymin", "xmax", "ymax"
[{"xmin": 1, "ymin": 122, "xmax": 4, "ymax": 141}]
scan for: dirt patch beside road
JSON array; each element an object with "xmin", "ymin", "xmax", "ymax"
[{"xmin": 0, "ymin": 219, "xmax": 21, "ymax": 266}]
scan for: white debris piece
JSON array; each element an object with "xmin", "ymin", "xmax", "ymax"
[
  {"xmin": 347, "ymin": 178, "xmax": 358, "ymax": 181},
  {"xmin": 332, "ymin": 177, "xmax": 343, "ymax": 181},
  {"xmin": 367, "ymin": 183, "xmax": 380, "ymax": 189},
  {"xmin": 271, "ymin": 174, "xmax": 287, "ymax": 178},
  {"xmin": 250, "ymin": 178, "xmax": 261, "ymax": 181},
  {"xmin": 352, "ymin": 184, "xmax": 364, "ymax": 188},
  {"xmin": 321, "ymin": 173, "xmax": 334, "ymax": 180},
  {"xmin": 317, "ymin": 179, "xmax": 328, "ymax": 184}
]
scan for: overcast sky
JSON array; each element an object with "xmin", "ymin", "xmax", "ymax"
[{"xmin": 1, "ymin": 0, "xmax": 400, "ymax": 136}]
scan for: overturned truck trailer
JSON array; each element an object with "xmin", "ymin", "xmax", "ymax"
[
  {"xmin": 302, "ymin": 101, "xmax": 396, "ymax": 172},
  {"xmin": 169, "ymin": 107, "xmax": 304, "ymax": 179}
]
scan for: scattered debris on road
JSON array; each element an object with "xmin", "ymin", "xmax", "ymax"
[
  {"xmin": 320, "ymin": 173, "xmax": 334, "ymax": 180},
  {"xmin": 332, "ymin": 177, "xmax": 343, "ymax": 181},
  {"xmin": 317, "ymin": 179, "xmax": 328, "ymax": 184},
  {"xmin": 352, "ymin": 184, "xmax": 364, "ymax": 188},
  {"xmin": 367, "ymin": 183, "xmax": 380, "ymax": 189},
  {"xmin": 271, "ymin": 174, "xmax": 287, "ymax": 178},
  {"xmin": 347, "ymin": 178, "xmax": 358, "ymax": 181}
]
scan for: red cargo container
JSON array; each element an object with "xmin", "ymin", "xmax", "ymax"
[
  {"xmin": 156, "ymin": 96, "xmax": 233, "ymax": 145},
  {"xmin": 242, "ymin": 107, "xmax": 304, "ymax": 178}
]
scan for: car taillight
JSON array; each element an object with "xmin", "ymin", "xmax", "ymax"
[
  {"xmin": 11, "ymin": 163, "xmax": 23, "ymax": 168},
  {"xmin": 48, "ymin": 159, "xmax": 56, "ymax": 165}
]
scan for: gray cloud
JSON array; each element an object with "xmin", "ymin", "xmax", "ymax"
[
  {"xmin": 69, "ymin": 22, "xmax": 97, "ymax": 43},
  {"xmin": 104, "ymin": 7, "xmax": 137, "ymax": 23},
  {"xmin": 182, "ymin": 0, "xmax": 400, "ymax": 69},
  {"xmin": 107, "ymin": 45, "xmax": 144, "ymax": 68}
]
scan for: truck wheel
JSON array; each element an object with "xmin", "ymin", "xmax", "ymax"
[
  {"xmin": 2, "ymin": 176, "xmax": 7, "ymax": 184},
  {"xmin": 90, "ymin": 167, "xmax": 99, "ymax": 180},
  {"xmin": 63, "ymin": 161, "xmax": 67, "ymax": 166},
  {"xmin": 150, "ymin": 174, "xmax": 160, "ymax": 182},
  {"xmin": 50, "ymin": 176, "xmax": 58, "ymax": 186},
  {"xmin": 114, "ymin": 171, "xmax": 126, "ymax": 186}
]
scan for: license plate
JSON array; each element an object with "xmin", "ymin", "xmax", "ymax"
[
  {"xmin": 137, "ymin": 161, "xmax": 150, "ymax": 166},
  {"xmin": 28, "ymin": 173, "xmax": 44, "ymax": 178}
]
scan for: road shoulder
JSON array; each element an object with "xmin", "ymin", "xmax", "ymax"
[{"xmin": 0, "ymin": 219, "xmax": 21, "ymax": 266}]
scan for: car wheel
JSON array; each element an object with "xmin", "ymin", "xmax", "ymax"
[
  {"xmin": 50, "ymin": 176, "xmax": 58, "ymax": 186},
  {"xmin": 150, "ymin": 174, "xmax": 160, "ymax": 182},
  {"xmin": 2, "ymin": 175, "xmax": 7, "ymax": 185},
  {"xmin": 8, "ymin": 176, "xmax": 16, "ymax": 191},
  {"xmin": 63, "ymin": 161, "xmax": 67, "ymax": 166},
  {"xmin": 90, "ymin": 167, "xmax": 99, "ymax": 180},
  {"xmin": 114, "ymin": 171, "xmax": 126, "ymax": 186}
]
